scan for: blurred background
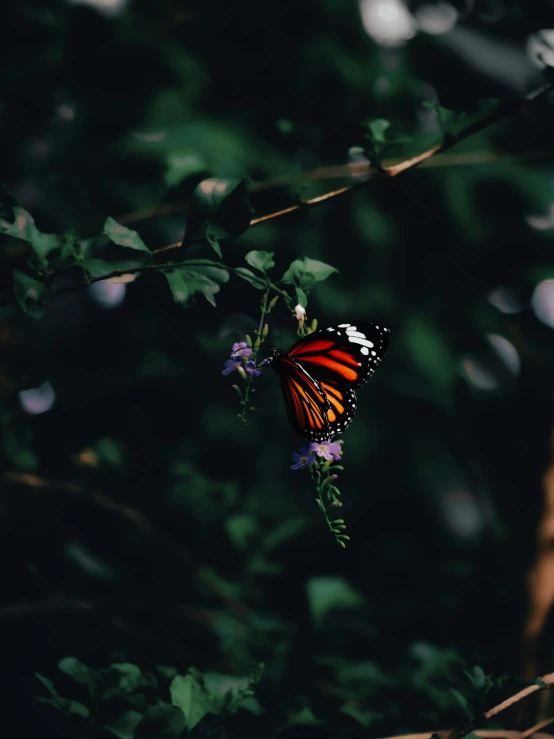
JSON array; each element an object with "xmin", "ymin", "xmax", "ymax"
[{"xmin": 3, "ymin": 0, "xmax": 554, "ymax": 736}]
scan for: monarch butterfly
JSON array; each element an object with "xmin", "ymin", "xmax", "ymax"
[{"xmin": 269, "ymin": 322, "xmax": 391, "ymax": 442}]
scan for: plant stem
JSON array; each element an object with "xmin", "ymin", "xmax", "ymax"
[
  {"xmin": 238, "ymin": 286, "xmax": 271, "ymax": 426},
  {"xmin": 312, "ymin": 463, "xmax": 346, "ymax": 547}
]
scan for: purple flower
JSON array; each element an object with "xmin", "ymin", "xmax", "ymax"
[
  {"xmin": 222, "ymin": 358, "xmax": 240, "ymax": 376},
  {"xmin": 309, "ymin": 440, "xmax": 343, "ymax": 461},
  {"xmin": 244, "ymin": 361, "xmax": 261, "ymax": 377},
  {"xmin": 291, "ymin": 446, "xmax": 316, "ymax": 470},
  {"xmin": 231, "ymin": 342, "xmax": 252, "ymax": 360}
]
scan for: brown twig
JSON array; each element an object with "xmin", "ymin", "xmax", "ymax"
[
  {"xmin": 115, "ymin": 148, "xmax": 554, "ymax": 227},
  {"xmin": 379, "ymin": 733, "xmax": 554, "ymax": 739},
  {"xmin": 146, "ymin": 82, "xmax": 553, "ymax": 258},
  {"xmin": 1, "ymin": 83, "xmax": 552, "ymax": 307},
  {"xmin": 378, "ymin": 681, "xmax": 554, "ymax": 739},
  {"xmin": 440, "ymin": 673, "xmax": 554, "ymax": 739},
  {"xmin": 522, "ymin": 718, "xmax": 554, "ymax": 738}
]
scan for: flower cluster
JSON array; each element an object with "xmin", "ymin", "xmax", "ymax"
[
  {"xmin": 290, "ymin": 440, "xmax": 342, "ymax": 470},
  {"xmin": 222, "ymin": 341, "xmax": 261, "ymax": 377},
  {"xmin": 290, "ymin": 439, "xmax": 348, "ymax": 547}
]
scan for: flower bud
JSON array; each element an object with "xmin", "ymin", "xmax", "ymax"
[{"xmin": 294, "ymin": 304, "xmax": 307, "ymax": 322}]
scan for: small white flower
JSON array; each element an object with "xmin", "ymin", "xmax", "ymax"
[{"xmin": 294, "ymin": 304, "xmax": 307, "ymax": 322}]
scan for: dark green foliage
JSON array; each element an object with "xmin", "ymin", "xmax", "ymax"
[
  {"xmin": 183, "ymin": 178, "xmax": 253, "ymax": 252},
  {"xmin": 164, "ymin": 260, "xmax": 230, "ymax": 307},
  {"xmin": 12, "ymin": 268, "xmax": 51, "ymax": 318},
  {"xmin": 281, "ymin": 256, "xmax": 339, "ymax": 307},
  {"xmin": 3, "ymin": 2, "xmax": 554, "ymax": 738},
  {"xmin": 364, "ymin": 118, "xmax": 412, "ymax": 166},
  {"xmin": 423, "ymin": 99, "xmax": 504, "ymax": 139},
  {"xmin": 36, "ymin": 658, "xmax": 264, "ymax": 737},
  {"xmin": 103, "ymin": 218, "xmax": 151, "ymax": 254}
]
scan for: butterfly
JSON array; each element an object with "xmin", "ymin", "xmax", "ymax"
[{"xmin": 269, "ymin": 322, "xmax": 391, "ymax": 441}]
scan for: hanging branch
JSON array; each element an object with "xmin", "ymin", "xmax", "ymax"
[
  {"xmin": 150, "ymin": 82, "xmax": 554, "ymax": 258},
  {"xmin": 1, "ymin": 82, "xmax": 552, "ymax": 308},
  {"xmin": 115, "ymin": 149, "xmax": 554, "ymax": 228}
]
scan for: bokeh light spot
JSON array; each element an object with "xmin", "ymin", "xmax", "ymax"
[
  {"xmin": 415, "ymin": 2, "xmax": 458, "ymax": 35},
  {"xmin": 359, "ymin": 0, "xmax": 417, "ymax": 47},
  {"xmin": 19, "ymin": 381, "xmax": 56, "ymax": 415},
  {"xmin": 89, "ymin": 280, "xmax": 127, "ymax": 309},
  {"xmin": 532, "ymin": 279, "xmax": 554, "ymax": 329}
]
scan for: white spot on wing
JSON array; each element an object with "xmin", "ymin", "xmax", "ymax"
[
  {"xmin": 348, "ymin": 337, "xmax": 374, "ymax": 349},
  {"xmin": 338, "ymin": 323, "xmax": 350, "ymax": 327},
  {"xmin": 347, "ymin": 330, "xmax": 371, "ymax": 341},
  {"xmin": 360, "ymin": 346, "xmax": 370, "ymax": 355}
]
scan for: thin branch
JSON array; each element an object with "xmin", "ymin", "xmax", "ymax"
[
  {"xmin": 522, "ymin": 718, "xmax": 554, "ymax": 738},
  {"xmin": 115, "ymin": 148, "xmax": 554, "ymax": 227},
  {"xmin": 2, "ymin": 83, "xmax": 552, "ymax": 307},
  {"xmin": 441, "ymin": 673, "xmax": 554, "ymax": 739},
  {"xmin": 378, "ymin": 678, "xmax": 554, "ymax": 739},
  {"xmin": 147, "ymin": 82, "xmax": 553, "ymax": 257},
  {"xmin": 379, "ymin": 733, "xmax": 554, "ymax": 739}
]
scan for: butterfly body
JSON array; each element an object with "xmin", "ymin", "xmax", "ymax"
[{"xmin": 269, "ymin": 322, "xmax": 391, "ymax": 441}]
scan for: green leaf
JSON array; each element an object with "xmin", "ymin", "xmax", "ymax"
[
  {"xmin": 36, "ymin": 696, "xmax": 90, "ymax": 717},
  {"xmin": 233, "ymin": 267, "xmax": 267, "ymax": 289},
  {"xmin": 110, "ymin": 663, "xmax": 146, "ymax": 692},
  {"xmin": 225, "ymin": 513, "xmax": 259, "ymax": 551},
  {"xmin": 170, "ymin": 670, "xmax": 214, "ymax": 730},
  {"xmin": 203, "ymin": 667, "xmax": 263, "ymax": 715},
  {"xmin": 157, "ymin": 666, "xmax": 178, "ymax": 680},
  {"xmin": 103, "ymin": 217, "xmax": 151, "ymax": 253},
  {"xmin": 0, "ymin": 208, "xmax": 62, "ymax": 270},
  {"xmin": 35, "ymin": 673, "xmax": 59, "ymax": 697},
  {"xmin": 104, "ymin": 710, "xmax": 144, "ymax": 739},
  {"xmin": 465, "ymin": 665, "xmax": 488, "ymax": 690},
  {"xmin": 135, "ymin": 704, "xmax": 186, "ymax": 739},
  {"xmin": 288, "ymin": 702, "xmax": 323, "ymax": 726},
  {"xmin": 206, "ymin": 225, "xmax": 222, "ymax": 258},
  {"xmin": 183, "ymin": 177, "xmax": 252, "ymax": 245},
  {"xmin": 295, "ymin": 286, "xmax": 307, "ymax": 308},
  {"xmin": 164, "ymin": 151, "xmax": 206, "ymax": 188},
  {"xmin": 245, "ymin": 250, "xmax": 275, "ymax": 273},
  {"xmin": 164, "ymin": 262, "xmax": 229, "ymax": 307},
  {"xmin": 80, "ymin": 258, "xmax": 114, "ymax": 278},
  {"xmin": 35, "ymin": 673, "xmax": 90, "ymax": 717},
  {"xmin": 13, "ymin": 269, "xmax": 50, "ymax": 319},
  {"xmin": 450, "ymin": 688, "xmax": 472, "ymax": 718},
  {"xmin": 306, "ymin": 577, "xmax": 365, "ymax": 630},
  {"xmin": 281, "ymin": 256, "xmax": 339, "ymax": 290},
  {"xmin": 58, "ymin": 656, "xmax": 97, "ymax": 686},
  {"xmin": 423, "ymin": 98, "xmax": 503, "ymax": 138},
  {"xmin": 364, "ymin": 118, "xmax": 411, "ymax": 164}
]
